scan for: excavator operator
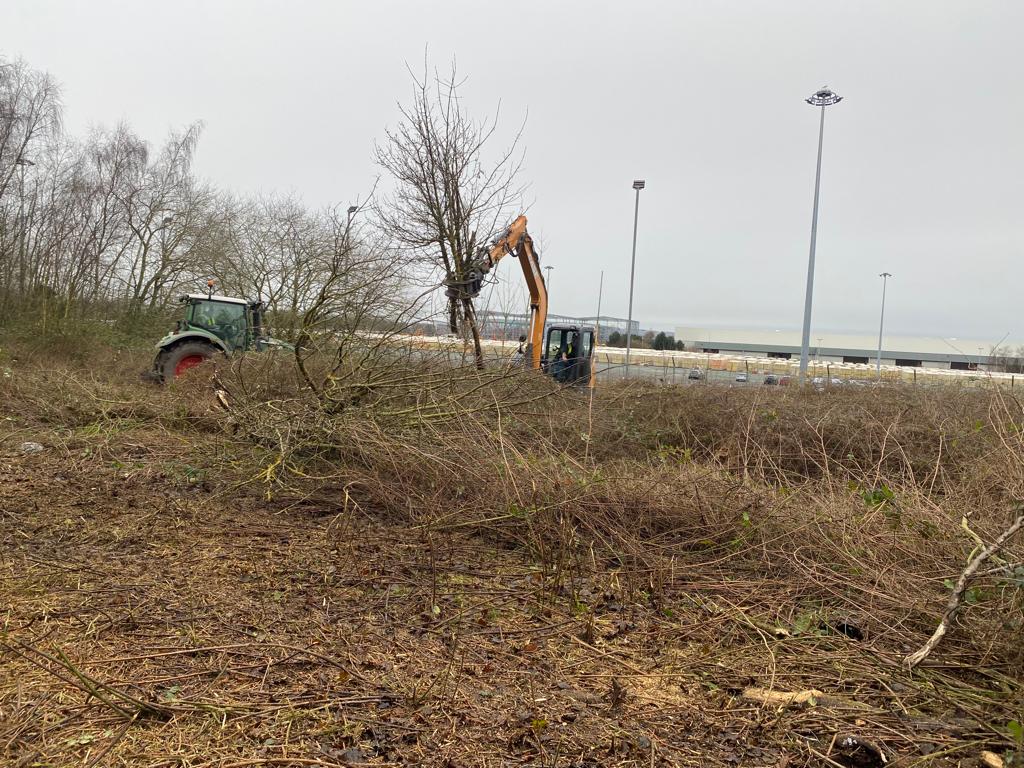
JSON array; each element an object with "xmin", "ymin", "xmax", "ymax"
[{"xmin": 550, "ymin": 332, "xmax": 578, "ymax": 383}]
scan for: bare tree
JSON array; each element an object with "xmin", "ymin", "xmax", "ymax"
[
  {"xmin": 291, "ymin": 207, "xmax": 424, "ymax": 402},
  {"xmin": 115, "ymin": 122, "xmax": 210, "ymax": 314},
  {"xmin": 0, "ymin": 58, "xmax": 61, "ymax": 202},
  {"xmin": 0, "ymin": 58, "xmax": 61, "ymax": 317},
  {"xmin": 375, "ymin": 60, "xmax": 525, "ymax": 367},
  {"xmin": 204, "ymin": 194, "xmax": 353, "ymax": 341},
  {"xmin": 990, "ymin": 345, "xmax": 1024, "ymax": 374}
]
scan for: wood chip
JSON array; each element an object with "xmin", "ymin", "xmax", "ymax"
[{"xmin": 741, "ymin": 687, "xmax": 824, "ymax": 707}]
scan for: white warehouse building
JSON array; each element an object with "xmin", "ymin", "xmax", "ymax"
[{"xmin": 675, "ymin": 327, "xmax": 1005, "ymax": 371}]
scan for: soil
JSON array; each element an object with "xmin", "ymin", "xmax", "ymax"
[{"xmin": 1, "ymin": 376, "xmax": 1020, "ymax": 767}]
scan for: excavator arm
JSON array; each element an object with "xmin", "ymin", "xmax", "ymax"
[{"xmin": 444, "ymin": 215, "xmax": 548, "ymax": 369}]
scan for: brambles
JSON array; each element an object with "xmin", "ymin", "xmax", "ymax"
[{"xmin": 1, "ymin": 349, "xmax": 1023, "ymax": 766}]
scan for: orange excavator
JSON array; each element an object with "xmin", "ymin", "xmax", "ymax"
[{"xmin": 445, "ymin": 215, "xmax": 595, "ymax": 385}]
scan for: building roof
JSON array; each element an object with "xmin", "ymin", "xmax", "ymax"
[{"xmin": 675, "ymin": 326, "xmax": 1011, "ymax": 364}]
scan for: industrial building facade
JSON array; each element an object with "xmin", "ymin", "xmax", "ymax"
[
  {"xmin": 477, "ymin": 311, "xmax": 639, "ymax": 343},
  {"xmin": 674, "ymin": 327, "xmax": 1001, "ymax": 371}
]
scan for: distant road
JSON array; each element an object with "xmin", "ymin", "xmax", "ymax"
[{"xmin": 389, "ymin": 334, "xmax": 1016, "ymax": 389}]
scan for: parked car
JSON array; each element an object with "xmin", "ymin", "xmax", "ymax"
[
  {"xmin": 735, "ymin": 372, "xmax": 748, "ymax": 383},
  {"xmin": 688, "ymin": 367, "xmax": 704, "ymax": 380},
  {"xmin": 813, "ymin": 376, "xmax": 845, "ymax": 390},
  {"xmin": 763, "ymin": 374, "xmax": 778, "ymax": 385}
]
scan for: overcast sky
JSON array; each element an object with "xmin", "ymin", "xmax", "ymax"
[{"xmin": 3, "ymin": 0, "xmax": 1021, "ymax": 343}]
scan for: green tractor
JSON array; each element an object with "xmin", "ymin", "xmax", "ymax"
[{"xmin": 150, "ymin": 287, "xmax": 288, "ymax": 382}]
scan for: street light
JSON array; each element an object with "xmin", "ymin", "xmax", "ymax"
[
  {"xmin": 876, "ymin": 272, "xmax": 891, "ymax": 379},
  {"xmin": 544, "ymin": 265, "xmax": 553, "ymax": 297},
  {"xmin": 343, "ymin": 206, "xmax": 359, "ymax": 259},
  {"xmin": 625, "ymin": 179, "xmax": 645, "ymax": 376},
  {"xmin": 798, "ymin": 87, "xmax": 843, "ymax": 385}
]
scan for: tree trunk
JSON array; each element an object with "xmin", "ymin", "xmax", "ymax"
[
  {"xmin": 447, "ymin": 297, "xmax": 459, "ymax": 335},
  {"xmin": 462, "ymin": 298, "xmax": 484, "ymax": 370}
]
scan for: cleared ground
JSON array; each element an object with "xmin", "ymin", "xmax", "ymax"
[{"xmin": 1, "ymin": 349, "xmax": 1022, "ymax": 767}]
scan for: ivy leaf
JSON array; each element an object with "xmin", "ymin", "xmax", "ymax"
[{"xmin": 160, "ymin": 684, "xmax": 182, "ymax": 702}]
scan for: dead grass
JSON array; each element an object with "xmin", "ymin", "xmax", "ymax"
[{"xmin": 1, "ymin": 347, "xmax": 1022, "ymax": 767}]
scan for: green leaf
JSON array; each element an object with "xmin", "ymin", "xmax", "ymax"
[
  {"xmin": 964, "ymin": 587, "xmax": 983, "ymax": 604},
  {"xmin": 1008, "ymin": 719, "xmax": 1023, "ymax": 745},
  {"xmin": 860, "ymin": 485, "xmax": 895, "ymax": 508},
  {"xmin": 160, "ymin": 684, "xmax": 182, "ymax": 702},
  {"xmin": 792, "ymin": 610, "xmax": 819, "ymax": 636}
]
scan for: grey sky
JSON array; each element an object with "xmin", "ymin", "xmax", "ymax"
[{"xmin": 3, "ymin": 0, "xmax": 1021, "ymax": 342}]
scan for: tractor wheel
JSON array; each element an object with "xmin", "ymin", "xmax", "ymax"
[{"xmin": 161, "ymin": 342, "xmax": 219, "ymax": 381}]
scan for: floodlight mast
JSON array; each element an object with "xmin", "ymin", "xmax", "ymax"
[
  {"xmin": 625, "ymin": 179, "xmax": 645, "ymax": 376},
  {"xmin": 798, "ymin": 87, "xmax": 843, "ymax": 385},
  {"xmin": 876, "ymin": 272, "xmax": 892, "ymax": 378}
]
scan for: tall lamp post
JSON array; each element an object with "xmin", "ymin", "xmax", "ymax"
[
  {"xmin": 625, "ymin": 179, "xmax": 645, "ymax": 376},
  {"xmin": 876, "ymin": 272, "xmax": 891, "ymax": 379},
  {"xmin": 798, "ymin": 87, "xmax": 842, "ymax": 385},
  {"xmin": 346, "ymin": 205, "xmax": 359, "ymax": 253},
  {"xmin": 544, "ymin": 265, "xmax": 553, "ymax": 298}
]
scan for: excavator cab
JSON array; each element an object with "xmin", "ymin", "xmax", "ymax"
[
  {"xmin": 541, "ymin": 325, "xmax": 595, "ymax": 386},
  {"xmin": 454, "ymin": 214, "xmax": 595, "ymax": 385}
]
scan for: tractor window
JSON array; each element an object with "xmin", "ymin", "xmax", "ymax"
[{"xmin": 189, "ymin": 300, "xmax": 246, "ymax": 348}]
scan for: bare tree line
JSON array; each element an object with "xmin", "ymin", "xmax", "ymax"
[
  {"xmin": 0, "ymin": 55, "xmax": 524, "ymax": 359},
  {"xmin": 0, "ymin": 59, "xmax": 215, "ymax": 327},
  {"xmin": 0, "ymin": 58, "xmax": 364, "ymax": 338}
]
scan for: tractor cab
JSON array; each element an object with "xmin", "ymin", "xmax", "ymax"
[
  {"xmin": 150, "ymin": 290, "xmax": 284, "ymax": 382},
  {"xmin": 174, "ymin": 294, "xmax": 264, "ymax": 352},
  {"xmin": 541, "ymin": 324, "xmax": 596, "ymax": 386}
]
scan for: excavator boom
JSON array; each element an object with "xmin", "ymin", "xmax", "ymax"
[{"xmin": 446, "ymin": 215, "xmax": 548, "ymax": 369}]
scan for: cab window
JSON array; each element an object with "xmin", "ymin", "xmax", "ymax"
[
  {"xmin": 189, "ymin": 300, "xmax": 246, "ymax": 347},
  {"xmin": 580, "ymin": 330, "xmax": 595, "ymax": 358},
  {"xmin": 546, "ymin": 328, "xmax": 568, "ymax": 361}
]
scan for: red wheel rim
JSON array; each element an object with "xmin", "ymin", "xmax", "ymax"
[{"xmin": 174, "ymin": 355, "xmax": 207, "ymax": 377}]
